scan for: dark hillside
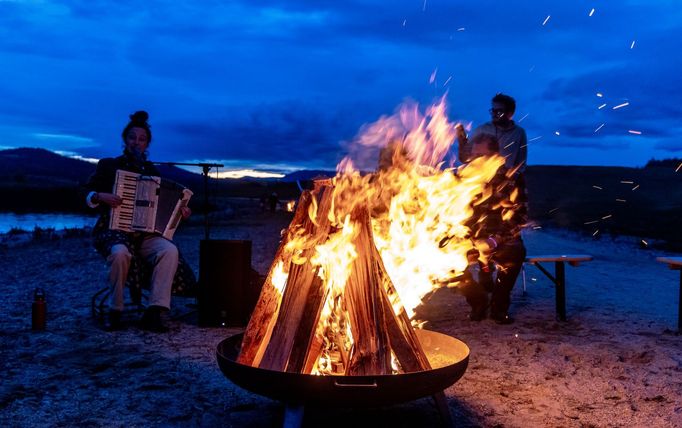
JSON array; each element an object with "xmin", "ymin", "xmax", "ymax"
[{"xmin": 525, "ymin": 165, "xmax": 682, "ymax": 246}]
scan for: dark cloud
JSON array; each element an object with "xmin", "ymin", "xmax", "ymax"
[
  {"xmin": 159, "ymin": 101, "xmax": 359, "ymax": 168},
  {"xmin": 1, "ymin": 0, "xmax": 681, "ymax": 170}
]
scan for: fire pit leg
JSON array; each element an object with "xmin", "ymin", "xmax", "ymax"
[
  {"xmin": 283, "ymin": 404, "xmax": 304, "ymax": 428},
  {"xmin": 432, "ymin": 391, "xmax": 454, "ymax": 427}
]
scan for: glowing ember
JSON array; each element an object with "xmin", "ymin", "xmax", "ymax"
[
  {"xmin": 612, "ymin": 102, "xmax": 630, "ymax": 110},
  {"xmin": 542, "ymin": 15, "xmax": 551, "ymax": 26}
]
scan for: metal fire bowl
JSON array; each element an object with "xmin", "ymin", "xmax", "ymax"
[{"xmin": 216, "ymin": 329, "xmax": 469, "ymax": 407}]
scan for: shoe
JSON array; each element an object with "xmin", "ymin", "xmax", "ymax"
[
  {"xmin": 103, "ymin": 310, "xmax": 125, "ymax": 331},
  {"xmin": 492, "ymin": 313, "xmax": 514, "ymax": 325},
  {"xmin": 140, "ymin": 306, "xmax": 169, "ymax": 333}
]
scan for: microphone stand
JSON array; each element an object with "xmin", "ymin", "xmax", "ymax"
[{"xmin": 154, "ymin": 161, "xmax": 224, "ymax": 240}]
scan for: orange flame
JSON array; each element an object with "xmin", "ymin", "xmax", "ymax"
[{"xmin": 280, "ymin": 98, "xmax": 514, "ymax": 373}]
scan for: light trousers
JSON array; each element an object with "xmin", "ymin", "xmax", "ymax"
[{"xmin": 107, "ymin": 235, "xmax": 178, "ymax": 311}]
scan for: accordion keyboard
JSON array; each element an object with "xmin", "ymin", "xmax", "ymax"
[{"xmin": 110, "ymin": 170, "xmax": 150, "ymax": 232}]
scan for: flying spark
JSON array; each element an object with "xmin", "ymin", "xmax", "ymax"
[
  {"xmin": 676, "ymin": 162, "xmax": 682, "ymax": 173},
  {"xmin": 457, "ymin": 27, "xmax": 466, "ymax": 32},
  {"xmin": 630, "ymin": 40, "xmax": 636, "ymax": 49},
  {"xmin": 592, "ymin": 185, "xmax": 603, "ymax": 190},
  {"xmin": 592, "ymin": 229, "xmax": 600, "ymax": 236},
  {"xmin": 594, "ymin": 123, "xmax": 605, "ymax": 133},
  {"xmin": 616, "ymin": 199, "xmax": 627, "ymax": 203},
  {"xmin": 601, "ymin": 214, "xmax": 612, "ymax": 220},
  {"xmin": 612, "ymin": 102, "xmax": 630, "ymax": 110},
  {"xmin": 631, "ymin": 184, "xmax": 640, "ymax": 191},
  {"xmin": 589, "ymin": 8, "xmax": 595, "ymax": 17},
  {"xmin": 548, "ymin": 207, "xmax": 560, "ymax": 214},
  {"xmin": 504, "ymin": 141, "xmax": 516, "ymax": 149},
  {"xmin": 620, "ymin": 180, "xmax": 634, "ymax": 184},
  {"xmin": 555, "ymin": 131, "xmax": 560, "ymax": 136},
  {"xmin": 429, "ymin": 68, "xmax": 438, "ymax": 84},
  {"xmin": 584, "ymin": 220, "xmax": 599, "ymax": 225},
  {"xmin": 598, "ymin": 103, "xmax": 607, "ymax": 109},
  {"xmin": 532, "ymin": 226, "xmax": 543, "ymax": 230},
  {"xmin": 528, "ymin": 136, "xmax": 543, "ymax": 142},
  {"xmin": 423, "ymin": 0, "xmax": 427, "ymax": 12},
  {"xmin": 402, "ymin": 19, "xmax": 407, "ymax": 27},
  {"xmin": 518, "ymin": 113, "xmax": 529, "ymax": 122},
  {"xmin": 628, "ymin": 130, "xmax": 642, "ymax": 135},
  {"xmin": 542, "ymin": 15, "xmax": 551, "ymax": 26},
  {"xmin": 442, "ymin": 76, "xmax": 452, "ymax": 87},
  {"xmin": 596, "ymin": 92, "xmax": 603, "ymax": 97}
]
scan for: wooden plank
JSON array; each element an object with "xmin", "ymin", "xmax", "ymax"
[
  {"xmin": 525, "ymin": 254, "xmax": 593, "ymax": 263},
  {"xmin": 237, "ymin": 191, "xmax": 313, "ymax": 366},
  {"xmin": 372, "ymin": 243, "xmax": 432, "ymax": 372},
  {"xmin": 259, "ymin": 186, "xmax": 335, "ymax": 372},
  {"xmin": 344, "ymin": 206, "xmax": 392, "ymax": 376},
  {"xmin": 657, "ymin": 256, "xmax": 682, "ymax": 269}
]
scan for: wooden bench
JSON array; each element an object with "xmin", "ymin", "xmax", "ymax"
[
  {"xmin": 525, "ymin": 254, "xmax": 593, "ymax": 321},
  {"xmin": 656, "ymin": 256, "xmax": 682, "ymax": 333}
]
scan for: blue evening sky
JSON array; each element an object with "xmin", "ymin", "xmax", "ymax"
[{"xmin": 0, "ymin": 0, "xmax": 680, "ymax": 174}]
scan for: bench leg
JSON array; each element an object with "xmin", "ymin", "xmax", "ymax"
[
  {"xmin": 555, "ymin": 261, "xmax": 566, "ymax": 321},
  {"xmin": 678, "ymin": 270, "xmax": 682, "ymax": 333}
]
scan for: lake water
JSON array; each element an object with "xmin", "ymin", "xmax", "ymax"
[{"xmin": 0, "ymin": 213, "xmax": 96, "ymax": 234}]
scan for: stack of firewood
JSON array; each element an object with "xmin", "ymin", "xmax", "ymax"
[{"xmin": 237, "ymin": 182, "xmax": 432, "ymax": 375}]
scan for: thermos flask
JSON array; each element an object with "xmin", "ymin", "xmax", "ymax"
[{"xmin": 32, "ymin": 288, "xmax": 46, "ymax": 330}]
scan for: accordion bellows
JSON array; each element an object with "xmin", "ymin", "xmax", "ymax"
[{"xmin": 110, "ymin": 169, "xmax": 193, "ymax": 240}]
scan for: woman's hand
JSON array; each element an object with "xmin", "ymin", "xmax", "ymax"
[
  {"xmin": 95, "ymin": 192, "xmax": 122, "ymax": 207},
  {"xmin": 180, "ymin": 206, "xmax": 192, "ymax": 219}
]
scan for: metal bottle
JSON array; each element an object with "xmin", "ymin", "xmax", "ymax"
[{"xmin": 32, "ymin": 288, "xmax": 46, "ymax": 330}]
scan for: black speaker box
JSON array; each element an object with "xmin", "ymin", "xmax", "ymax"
[{"xmin": 198, "ymin": 239, "xmax": 257, "ymax": 327}]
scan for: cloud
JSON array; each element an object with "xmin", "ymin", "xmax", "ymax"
[{"xmin": 159, "ymin": 101, "xmax": 355, "ymax": 168}]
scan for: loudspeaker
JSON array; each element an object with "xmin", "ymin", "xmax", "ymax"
[{"xmin": 198, "ymin": 239, "xmax": 256, "ymax": 327}]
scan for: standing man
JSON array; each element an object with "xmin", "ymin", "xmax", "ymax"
[{"xmin": 457, "ymin": 93, "xmax": 527, "ymax": 173}]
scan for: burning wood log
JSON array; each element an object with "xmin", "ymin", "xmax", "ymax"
[
  {"xmin": 239, "ymin": 180, "xmax": 432, "ymax": 376},
  {"xmin": 237, "ymin": 191, "xmax": 313, "ymax": 367},
  {"xmin": 258, "ymin": 185, "xmax": 335, "ymax": 372},
  {"xmin": 374, "ymin": 243, "xmax": 431, "ymax": 372},
  {"xmin": 343, "ymin": 206, "xmax": 391, "ymax": 376}
]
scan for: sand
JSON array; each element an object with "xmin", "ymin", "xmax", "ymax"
[{"xmin": 1, "ymin": 209, "xmax": 680, "ymax": 427}]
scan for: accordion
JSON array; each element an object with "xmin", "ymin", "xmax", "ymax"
[{"xmin": 110, "ymin": 169, "xmax": 193, "ymax": 240}]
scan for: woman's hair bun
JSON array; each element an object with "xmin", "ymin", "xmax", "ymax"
[{"xmin": 129, "ymin": 110, "xmax": 149, "ymax": 124}]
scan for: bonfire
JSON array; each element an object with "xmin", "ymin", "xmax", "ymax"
[{"xmin": 237, "ymin": 97, "xmax": 507, "ymax": 376}]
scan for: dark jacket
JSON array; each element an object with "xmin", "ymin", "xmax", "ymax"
[
  {"xmin": 465, "ymin": 167, "xmax": 528, "ymax": 244},
  {"xmin": 85, "ymin": 153, "xmax": 160, "ymax": 217},
  {"xmin": 84, "ymin": 152, "xmax": 196, "ymax": 296}
]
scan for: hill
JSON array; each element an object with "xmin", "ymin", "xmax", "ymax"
[
  {"xmin": 1, "ymin": 148, "xmax": 680, "ymax": 247},
  {"xmin": 0, "ymin": 148, "xmax": 301, "ymax": 212}
]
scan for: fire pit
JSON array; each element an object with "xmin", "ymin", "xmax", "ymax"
[
  {"xmin": 217, "ymin": 329, "xmax": 468, "ymax": 406},
  {"xmin": 216, "ymin": 328, "xmax": 469, "ymax": 425},
  {"xmin": 213, "ymin": 100, "xmax": 499, "ymax": 426}
]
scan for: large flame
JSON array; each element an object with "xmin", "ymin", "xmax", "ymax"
[{"xmin": 278, "ymin": 97, "xmax": 508, "ymax": 373}]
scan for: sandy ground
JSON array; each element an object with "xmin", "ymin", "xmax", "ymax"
[{"xmin": 1, "ymin": 207, "xmax": 681, "ymax": 427}]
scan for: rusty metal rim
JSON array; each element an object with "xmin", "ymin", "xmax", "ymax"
[{"xmin": 216, "ymin": 329, "xmax": 469, "ymax": 407}]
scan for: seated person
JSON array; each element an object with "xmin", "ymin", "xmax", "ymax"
[
  {"xmin": 459, "ymin": 134, "xmax": 527, "ymax": 324},
  {"xmin": 84, "ymin": 111, "xmax": 194, "ymax": 332}
]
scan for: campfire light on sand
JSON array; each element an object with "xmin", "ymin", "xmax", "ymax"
[{"xmin": 237, "ymin": 98, "xmax": 509, "ymax": 376}]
